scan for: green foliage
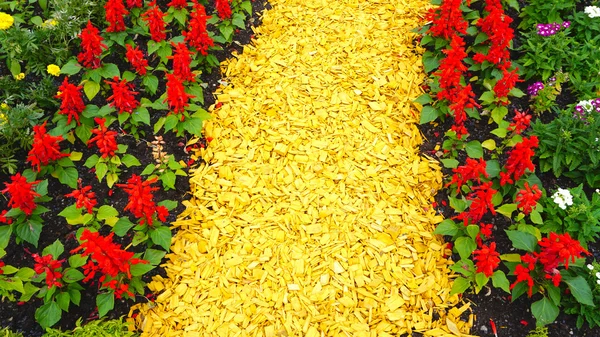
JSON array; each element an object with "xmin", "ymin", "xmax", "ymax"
[
  {"xmin": 0, "ymin": 327, "xmax": 24, "ymax": 337},
  {"xmin": 0, "ymin": 102, "xmax": 46, "ymax": 174},
  {"xmin": 41, "ymin": 318, "xmax": 138, "ymax": 337},
  {"xmin": 529, "ymin": 72, "xmax": 566, "ymax": 114},
  {"xmin": 526, "ymin": 326, "xmax": 549, "ymax": 337},
  {"xmin": 562, "ymin": 262, "xmax": 600, "ymax": 329},
  {"xmin": 518, "ymin": 0, "xmax": 577, "ymax": 31}
]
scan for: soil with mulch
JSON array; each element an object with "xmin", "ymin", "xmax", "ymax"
[
  {"xmin": 417, "ymin": 2, "xmax": 600, "ymax": 337},
  {"xmin": 0, "ymin": 0, "xmax": 271, "ymax": 336}
]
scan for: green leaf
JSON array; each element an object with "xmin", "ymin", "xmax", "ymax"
[
  {"xmin": 466, "ymin": 225, "xmax": 479, "ymax": 240},
  {"xmin": 480, "ymin": 91, "xmax": 495, "ymax": 104},
  {"xmin": 509, "ymin": 87, "xmax": 525, "ymax": 98},
  {"xmin": 147, "ymin": 40, "xmax": 160, "ymax": 55},
  {"xmin": 63, "ymin": 268, "xmax": 85, "ymax": 283},
  {"xmin": 113, "ymin": 217, "xmax": 136, "ymax": 237},
  {"xmin": 68, "ymin": 254, "xmax": 88, "ymax": 269},
  {"xmin": 531, "ymin": 297, "xmax": 559, "ymax": 326},
  {"xmin": 455, "ymin": 237, "xmax": 477, "ymax": 260},
  {"xmin": 84, "ymin": 154, "xmax": 99, "ymax": 168},
  {"xmin": 35, "ymin": 301, "xmax": 62, "ymax": 329},
  {"xmin": 496, "ymin": 203, "xmax": 518, "ymax": 218},
  {"xmin": 475, "ymin": 272, "xmax": 489, "ymax": 291},
  {"xmin": 57, "ymin": 167, "xmax": 79, "ymax": 189},
  {"xmin": 16, "ymin": 221, "xmax": 43, "ymax": 247},
  {"xmin": 97, "ymin": 205, "xmax": 119, "ymax": 220},
  {"xmin": 491, "ymin": 270, "xmax": 510, "ymax": 293},
  {"xmin": 130, "ymin": 263, "xmax": 155, "ymax": 277},
  {"xmin": 60, "ymin": 59, "xmax": 81, "ymax": 75},
  {"xmin": 149, "ymin": 226, "xmax": 172, "ymax": 251},
  {"xmin": 182, "ymin": 117, "xmax": 204, "ymax": 136},
  {"xmin": 481, "ymin": 139, "xmax": 496, "ymax": 151},
  {"xmin": 0, "ymin": 226, "xmax": 13, "ymax": 249},
  {"xmin": 42, "ymin": 240, "xmax": 64, "ymax": 259},
  {"xmin": 164, "ymin": 114, "xmax": 179, "ymax": 132},
  {"xmin": 433, "ymin": 219, "xmax": 459, "ymax": 236},
  {"xmin": 219, "ymin": 25, "xmax": 234, "ymax": 42},
  {"xmin": 448, "ymin": 196, "xmax": 468, "ymax": 213},
  {"xmin": 449, "ymin": 276, "xmax": 471, "ymax": 295},
  {"xmin": 160, "ymin": 171, "xmax": 177, "ymax": 190},
  {"xmin": 84, "ymin": 80, "xmax": 101, "ymax": 101},
  {"xmin": 133, "ymin": 107, "xmax": 151, "ymax": 125},
  {"xmin": 68, "ymin": 288, "xmax": 81, "ymax": 306},
  {"xmin": 143, "ymin": 249, "xmax": 166, "ymax": 266},
  {"xmin": 96, "ymin": 292, "xmax": 114, "ymax": 318},
  {"xmin": 485, "ymin": 160, "xmax": 501, "ymax": 178},
  {"xmin": 106, "ymin": 173, "xmax": 119, "ymax": 188},
  {"xmin": 491, "ymin": 106, "xmax": 509, "ymax": 125},
  {"xmin": 419, "ymin": 105, "xmax": 439, "ymax": 124},
  {"xmin": 562, "ymin": 275, "xmax": 595, "ymax": 307},
  {"xmin": 15, "ymin": 267, "xmax": 34, "ymax": 279},
  {"xmin": 56, "ymin": 292, "xmax": 70, "ymax": 312},
  {"xmin": 465, "ymin": 141, "xmax": 483, "ymax": 159},
  {"xmin": 121, "ymin": 154, "xmax": 141, "ymax": 168},
  {"xmin": 142, "ymin": 75, "xmax": 159, "ymax": 95},
  {"xmin": 96, "ymin": 162, "xmax": 108, "ymax": 181},
  {"xmin": 529, "ymin": 210, "xmax": 543, "ymax": 225},
  {"xmin": 232, "ymin": 13, "xmax": 246, "ymax": 29},
  {"xmin": 99, "ymin": 63, "xmax": 120, "ymax": 79},
  {"xmin": 505, "ymin": 230, "xmax": 537, "ymax": 252},
  {"xmin": 158, "ymin": 200, "xmax": 178, "ymax": 210},
  {"xmin": 141, "ymin": 163, "xmax": 156, "ymax": 176},
  {"xmin": 547, "ymin": 284, "xmax": 561, "ymax": 306},
  {"xmin": 414, "ymin": 93, "xmax": 433, "ymax": 105},
  {"xmin": 440, "ymin": 158, "xmax": 459, "ymax": 169}
]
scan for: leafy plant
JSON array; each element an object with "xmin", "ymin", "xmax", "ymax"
[
  {"xmin": 140, "ymin": 136, "xmax": 186, "ymax": 190},
  {"xmin": 41, "ymin": 318, "xmax": 138, "ymax": 337},
  {"xmin": 563, "ymin": 261, "xmax": 600, "ymax": 329}
]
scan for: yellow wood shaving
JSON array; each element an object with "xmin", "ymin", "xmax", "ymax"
[{"xmin": 130, "ymin": 0, "xmax": 473, "ymax": 335}]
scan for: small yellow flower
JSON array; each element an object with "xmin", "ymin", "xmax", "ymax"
[
  {"xmin": 47, "ymin": 64, "xmax": 61, "ymax": 76},
  {"xmin": 0, "ymin": 12, "xmax": 14, "ymax": 30},
  {"xmin": 0, "ymin": 103, "xmax": 8, "ymax": 110},
  {"xmin": 42, "ymin": 19, "xmax": 58, "ymax": 28},
  {"xmin": 0, "ymin": 113, "xmax": 7, "ymax": 126},
  {"xmin": 14, "ymin": 72, "xmax": 25, "ymax": 81},
  {"xmin": 56, "ymin": 91, "xmax": 62, "ymax": 96}
]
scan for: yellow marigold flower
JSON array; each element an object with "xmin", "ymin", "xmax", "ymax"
[
  {"xmin": 14, "ymin": 72, "xmax": 24, "ymax": 81},
  {"xmin": 0, "ymin": 12, "xmax": 14, "ymax": 30},
  {"xmin": 47, "ymin": 64, "xmax": 61, "ymax": 76},
  {"xmin": 0, "ymin": 103, "xmax": 8, "ymax": 110}
]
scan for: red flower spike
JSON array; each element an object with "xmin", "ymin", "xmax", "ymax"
[
  {"xmin": 65, "ymin": 185, "xmax": 98, "ymax": 214},
  {"xmin": 474, "ymin": 1, "xmax": 514, "ymax": 68},
  {"xmin": 104, "ymin": 0, "xmax": 128, "ymax": 32},
  {"xmin": 116, "ymin": 174, "xmax": 165, "ymax": 226},
  {"xmin": 426, "ymin": 0, "xmax": 468, "ymax": 39},
  {"xmin": 504, "ymin": 136, "xmax": 539, "ymax": 183},
  {"xmin": 125, "ymin": 44, "xmax": 149, "ymax": 75},
  {"xmin": 183, "ymin": 1, "xmax": 214, "ymax": 55},
  {"xmin": 56, "ymin": 77, "xmax": 86, "ymax": 126},
  {"xmin": 32, "ymin": 253, "xmax": 64, "ymax": 289},
  {"xmin": 0, "ymin": 210, "xmax": 12, "ymax": 224},
  {"xmin": 459, "ymin": 181, "xmax": 497, "ymax": 225},
  {"xmin": 515, "ymin": 182, "xmax": 542, "ymax": 215},
  {"xmin": 164, "ymin": 73, "xmax": 194, "ymax": 116},
  {"xmin": 169, "ymin": 42, "xmax": 195, "ymax": 82},
  {"xmin": 537, "ymin": 233, "xmax": 589, "ymax": 271},
  {"xmin": 78, "ymin": 21, "xmax": 107, "ymax": 69},
  {"xmin": 473, "ymin": 242, "xmax": 500, "ymax": 277},
  {"xmin": 142, "ymin": 1, "xmax": 167, "ymax": 42},
  {"xmin": 126, "ymin": 0, "xmax": 142, "ymax": 8},
  {"xmin": 215, "ymin": 0, "xmax": 232, "ymax": 20},
  {"xmin": 27, "ymin": 121, "xmax": 69, "ymax": 172},
  {"xmin": 2, "ymin": 174, "xmax": 41, "ymax": 216},
  {"xmin": 494, "ymin": 68, "xmax": 521, "ymax": 101},
  {"xmin": 106, "ymin": 77, "xmax": 140, "ymax": 114},
  {"xmin": 88, "ymin": 117, "xmax": 119, "ymax": 158},
  {"xmin": 168, "ymin": 0, "xmax": 188, "ymax": 9},
  {"xmin": 509, "ymin": 109, "xmax": 532, "ymax": 134},
  {"xmin": 445, "ymin": 158, "xmax": 488, "ymax": 193}
]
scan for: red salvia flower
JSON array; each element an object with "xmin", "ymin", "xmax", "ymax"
[
  {"xmin": 511, "ymin": 263, "xmax": 535, "ymax": 297},
  {"xmin": 515, "ymin": 182, "xmax": 542, "ymax": 215},
  {"xmin": 32, "ymin": 253, "xmax": 64, "ymax": 288},
  {"xmin": 503, "ymin": 136, "xmax": 539, "ymax": 184},
  {"xmin": 78, "ymin": 21, "xmax": 107, "ymax": 69},
  {"xmin": 545, "ymin": 271, "xmax": 562, "ymax": 287},
  {"xmin": 169, "ymin": 42, "xmax": 195, "ymax": 82},
  {"xmin": 116, "ymin": 174, "xmax": 167, "ymax": 226},
  {"xmin": 88, "ymin": 117, "xmax": 119, "ymax": 158},
  {"xmin": 494, "ymin": 68, "xmax": 521, "ymax": 101},
  {"xmin": 71, "ymin": 229, "xmax": 148, "ymax": 282},
  {"xmin": 126, "ymin": 0, "xmax": 142, "ymax": 8},
  {"xmin": 464, "ymin": 181, "xmax": 497, "ymax": 224},
  {"xmin": 125, "ymin": 44, "xmax": 148, "ymax": 75},
  {"xmin": 0, "ymin": 210, "xmax": 12, "ymax": 224},
  {"xmin": 165, "ymin": 73, "xmax": 194, "ymax": 117},
  {"xmin": 0, "ymin": 261, "xmax": 4, "ymax": 275},
  {"xmin": 106, "ymin": 76, "xmax": 140, "ymax": 114},
  {"xmin": 473, "ymin": 242, "xmax": 500, "ymax": 277},
  {"xmin": 27, "ymin": 121, "xmax": 69, "ymax": 172},
  {"xmin": 56, "ymin": 77, "xmax": 86, "ymax": 126},
  {"xmin": 473, "ymin": 1, "xmax": 513, "ymax": 68},
  {"xmin": 168, "ymin": 0, "xmax": 188, "ymax": 9},
  {"xmin": 104, "ymin": 0, "xmax": 128, "ymax": 32},
  {"xmin": 104, "ymin": 279, "xmax": 134, "ymax": 299},
  {"xmin": 426, "ymin": 0, "xmax": 468, "ymax": 39},
  {"xmin": 445, "ymin": 158, "xmax": 488, "ymax": 192},
  {"xmin": 0, "ymin": 173, "xmax": 40, "ymax": 216},
  {"xmin": 537, "ymin": 232, "xmax": 589, "ymax": 271},
  {"xmin": 508, "ymin": 109, "xmax": 532, "ymax": 134},
  {"xmin": 142, "ymin": 1, "xmax": 167, "ymax": 42},
  {"xmin": 215, "ymin": 0, "xmax": 232, "ymax": 20},
  {"xmin": 183, "ymin": 1, "xmax": 214, "ymax": 55},
  {"xmin": 65, "ymin": 184, "xmax": 98, "ymax": 214}
]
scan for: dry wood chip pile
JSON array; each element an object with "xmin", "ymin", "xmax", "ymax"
[{"xmin": 131, "ymin": 0, "xmax": 475, "ymax": 336}]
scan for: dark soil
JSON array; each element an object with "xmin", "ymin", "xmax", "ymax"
[{"xmin": 0, "ymin": 0, "xmax": 271, "ymax": 336}]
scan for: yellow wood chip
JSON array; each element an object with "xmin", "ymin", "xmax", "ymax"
[{"xmin": 132, "ymin": 0, "xmax": 471, "ymax": 336}]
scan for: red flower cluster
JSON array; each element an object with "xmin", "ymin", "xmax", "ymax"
[
  {"xmin": 106, "ymin": 77, "xmax": 140, "ymax": 114},
  {"xmin": 116, "ymin": 175, "xmax": 169, "ymax": 226},
  {"xmin": 500, "ymin": 136, "xmax": 539, "ymax": 185},
  {"xmin": 142, "ymin": 2, "xmax": 167, "ymax": 42},
  {"xmin": 515, "ymin": 182, "xmax": 542, "ymax": 215},
  {"xmin": 0, "ymin": 210, "xmax": 12, "ymax": 224},
  {"xmin": 426, "ymin": 0, "xmax": 468, "ymax": 39},
  {"xmin": 508, "ymin": 109, "xmax": 532, "ymax": 134},
  {"xmin": 78, "ymin": 21, "xmax": 107, "ymax": 69},
  {"xmin": 27, "ymin": 122, "xmax": 69, "ymax": 172},
  {"xmin": 56, "ymin": 78, "xmax": 86, "ymax": 126},
  {"xmin": 435, "ymin": 35, "xmax": 480, "ymax": 138},
  {"xmin": 473, "ymin": 242, "xmax": 500, "ymax": 277},
  {"xmin": 125, "ymin": 44, "xmax": 148, "ymax": 75},
  {"xmin": 0, "ymin": 173, "xmax": 40, "ymax": 216},
  {"xmin": 88, "ymin": 117, "xmax": 119, "ymax": 158},
  {"xmin": 184, "ymin": 1, "xmax": 214, "ymax": 55},
  {"xmin": 456, "ymin": 181, "xmax": 497, "ymax": 225},
  {"xmin": 103, "ymin": 279, "xmax": 134, "ymax": 299},
  {"xmin": 170, "ymin": 42, "xmax": 195, "ymax": 82},
  {"xmin": 32, "ymin": 253, "xmax": 64, "ymax": 288},
  {"xmin": 538, "ymin": 233, "xmax": 588, "ymax": 271},
  {"xmin": 511, "ymin": 254, "xmax": 536, "ymax": 297},
  {"xmin": 168, "ymin": 0, "xmax": 188, "ymax": 9},
  {"xmin": 126, "ymin": 0, "xmax": 142, "ymax": 8},
  {"xmin": 215, "ymin": 0, "xmax": 232, "ymax": 20},
  {"xmin": 104, "ymin": 0, "xmax": 128, "ymax": 32},
  {"xmin": 494, "ymin": 68, "xmax": 520, "ymax": 101},
  {"xmin": 445, "ymin": 157, "xmax": 488, "ymax": 192},
  {"xmin": 0, "ymin": 261, "xmax": 4, "ymax": 274},
  {"xmin": 65, "ymin": 184, "xmax": 98, "ymax": 214},
  {"xmin": 72, "ymin": 229, "xmax": 148, "ymax": 283},
  {"xmin": 164, "ymin": 73, "xmax": 194, "ymax": 117},
  {"xmin": 473, "ymin": 0, "xmax": 513, "ymax": 68}
]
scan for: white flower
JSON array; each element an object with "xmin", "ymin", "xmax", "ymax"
[
  {"xmin": 597, "ymin": 279, "xmax": 600, "ymax": 285},
  {"xmin": 552, "ymin": 188, "xmax": 573, "ymax": 210},
  {"xmin": 596, "ymin": 272, "xmax": 600, "ymax": 279},
  {"xmin": 585, "ymin": 6, "xmax": 600, "ymax": 18},
  {"xmin": 589, "ymin": 264, "xmax": 595, "ymax": 270}
]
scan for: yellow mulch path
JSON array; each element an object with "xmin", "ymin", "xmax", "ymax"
[{"xmin": 131, "ymin": 0, "xmax": 474, "ymax": 336}]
